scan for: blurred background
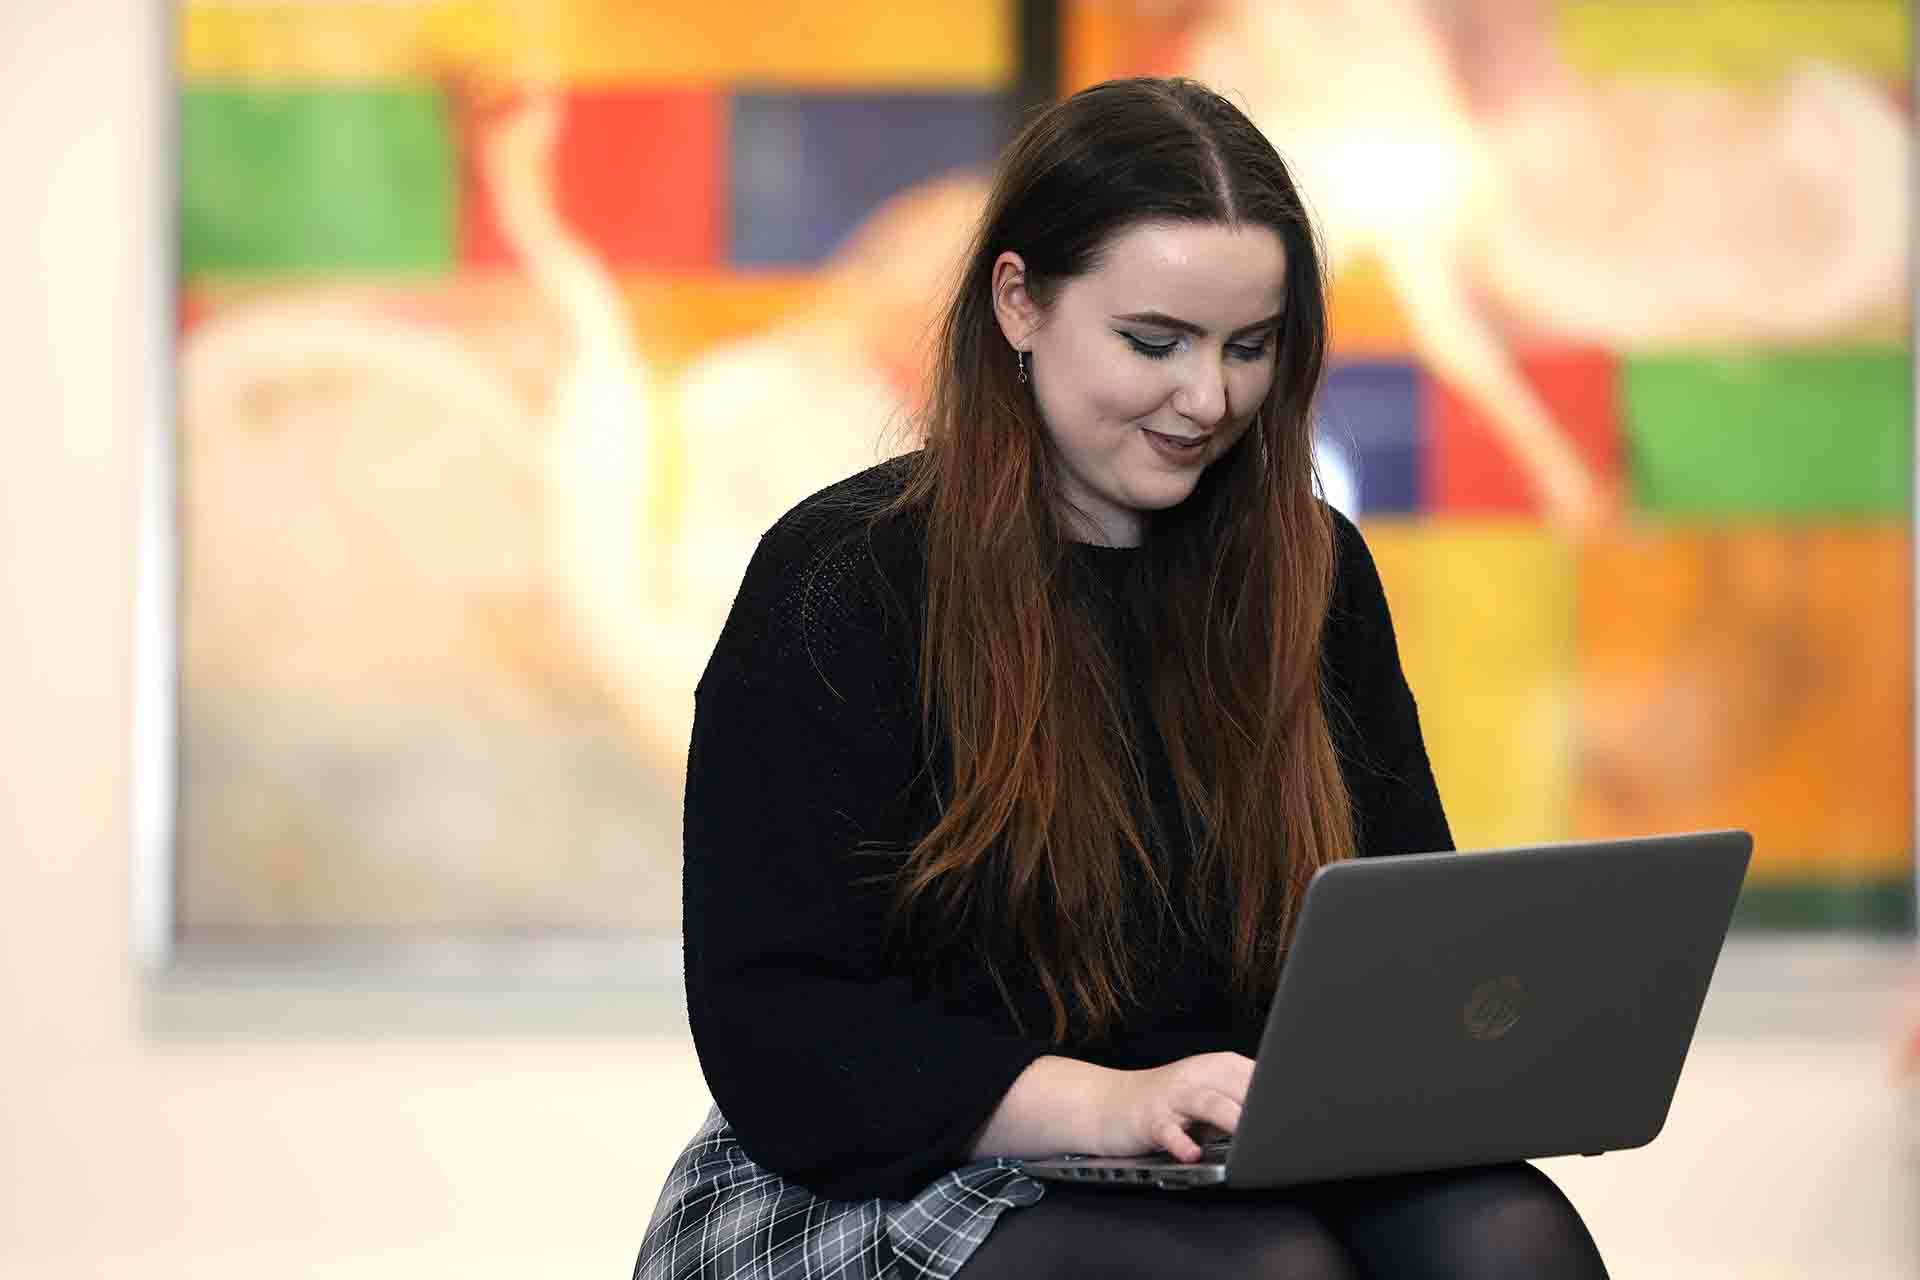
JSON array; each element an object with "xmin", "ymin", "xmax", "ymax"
[{"xmin": 1, "ymin": 0, "xmax": 1915, "ymax": 1275}]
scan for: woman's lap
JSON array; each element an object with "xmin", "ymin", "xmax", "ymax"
[
  {"xmin": 957, "ymin": 1179, "xmax": 1358, "ymax": 1280},
  {"xmin": 955, "ymin": 1162, "xmax": 1608, "ymax": 1280}
]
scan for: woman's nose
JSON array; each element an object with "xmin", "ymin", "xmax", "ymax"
[{"xmin": 1172, "ymin": 356, "xmax": 1228, "ymax": 426}]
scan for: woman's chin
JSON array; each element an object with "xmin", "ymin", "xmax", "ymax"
[{"xmin": 1124, "ymin": 473, "xmax": 1205, "ymax": 514}]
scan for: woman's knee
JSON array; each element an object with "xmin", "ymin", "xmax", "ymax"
[
  {"xmin": 1454, "ymin": 1166, "xmax": 1609, "ymax": 1279},
  {"xmin": 1227, "ymin": 1216, "xmax": 1362, "ymax": 1280},
  {"xmin": 1317, "ymin": 1163, "xmax": 1608, "ymax": 1280}
]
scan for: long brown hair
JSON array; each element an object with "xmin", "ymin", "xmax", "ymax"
[{"xmin": 876, "ymin": 77, "xmax": 1353, "ymax": 1043}]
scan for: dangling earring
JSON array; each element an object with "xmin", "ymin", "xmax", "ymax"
[{"xmin": 1017, "ymin": 349, "xmax": 1030, "ymax": 384}]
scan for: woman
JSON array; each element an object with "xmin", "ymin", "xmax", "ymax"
[{"xmin": 635, "ymin": 78, "xmax": 1609, "ymax": 1279}]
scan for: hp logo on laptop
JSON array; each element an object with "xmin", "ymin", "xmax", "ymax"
[{"xmin": 1464, "ymin": 976, "xmax": 1528, "ymax": 1040}]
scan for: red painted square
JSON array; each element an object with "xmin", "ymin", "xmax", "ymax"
[
  {"xmin": 1423, "ymin": 346, "xmax": 1623, "ymax": 517},
  {"xmin": 460, "ymin": 89, "xmax": 725, "ymax": 273}
]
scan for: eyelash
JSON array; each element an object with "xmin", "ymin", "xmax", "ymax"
[{"xmin": 1119, "ymin": 332, "xmax": 1270, "ymax": 362}]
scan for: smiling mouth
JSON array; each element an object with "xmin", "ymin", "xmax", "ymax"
[{"xmin": 1143, "ymin": 429, "xmax": 1209, "ymax": 448}]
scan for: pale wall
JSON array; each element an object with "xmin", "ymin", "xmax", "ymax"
[{"xmin": 0, "ymin": 5, "xmax": 710, "ymax": 1275}]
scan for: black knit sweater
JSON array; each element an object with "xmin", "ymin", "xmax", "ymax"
[{"xmin": 681, "ymin": 457, "xmax": 1452, "ymax": 1203}]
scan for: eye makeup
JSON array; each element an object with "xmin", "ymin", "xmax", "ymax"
[{"xmin": 1117, "ymin": 331, "xmax": 1272, "ymax": 361}]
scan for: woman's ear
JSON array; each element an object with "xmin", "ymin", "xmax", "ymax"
[{"xmin": 990, "ymin": 251, "xmax": 1042, "ymax": 353}]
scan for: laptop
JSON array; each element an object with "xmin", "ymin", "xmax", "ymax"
[{"xmin": 1019, "ymin": 829, "xmax": 1752, "ymax": 1191}]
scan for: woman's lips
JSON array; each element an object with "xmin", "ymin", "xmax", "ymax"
[{"xmin": 1142, "ymin": 427, "xmax": 1211, "ymax": 461}]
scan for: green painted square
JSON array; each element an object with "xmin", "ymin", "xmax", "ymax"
[
  {"xmin": 1623, "ymin": 351, "xmax": 1911, "ymax": 516},
  {"xmin": 1730, "ymin": 878, "xmax": 1915, "ymax": 933},
  {"xmin": 181, "ymin": 86, "xmax": 455, "ymax": 276}
]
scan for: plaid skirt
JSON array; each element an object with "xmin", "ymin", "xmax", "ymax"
[{"xmin": 633, "ymin": 1105, "xmax": 1047, "ymax": 1280}]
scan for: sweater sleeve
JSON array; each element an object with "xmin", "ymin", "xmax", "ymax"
[
  {"xmin": 681, "ymin": 522, "xmax": 1050, "ymax": 1203},
  {"xmin": 1323, "ymin": 508, "xmax": 1455, "ymax": 859}
]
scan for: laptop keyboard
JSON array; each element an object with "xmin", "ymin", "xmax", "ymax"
[
  {"xmin": 1057, "ymin": 1139, "xmax": 1233, "ymax": 1166},
  {"xmin": 1133, "ymin": 1140, "xmax": 1233, "ymax": 1165}
]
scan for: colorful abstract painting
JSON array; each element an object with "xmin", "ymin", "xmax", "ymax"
[{"xmin": 174, "ymin": 0, "xmax": 1912, "ymax": 940}]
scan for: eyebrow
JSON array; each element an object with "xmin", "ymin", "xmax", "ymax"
[{"xmin": 1111, "ymin": 310, "xmax": 1283, "ymax": 338}]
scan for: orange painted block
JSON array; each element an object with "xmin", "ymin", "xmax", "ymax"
[
  {"xmin": 178, "ymin": 288, "xmax": 214, "ymax": 334},
  {"xmin": 1575, "ymin": 525, "xmax": 1913, "ymax": 879},
  {"xmin": 1327, "ymin": 256, "xmax": 1413, "ymax": 358},
  {"xmin": 620, "ymin": 271, "xmax": 822, "ymax": 370},
  {"xmin": 1361, "ymin": 520, "xmax": 1578, "ymax": 851},
  {"xmin": 1060, "ymin": 0, "xmax": 1192, "ymax": 94}
]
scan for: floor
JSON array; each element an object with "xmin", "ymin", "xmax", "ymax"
[
  {"xmin": 2, "ymin": 940, "xmax": 1913, "ymax": 1278},
  {"xmin": 1535, "ymin": 938, "xmax": 1919, "ymax": 1279}
]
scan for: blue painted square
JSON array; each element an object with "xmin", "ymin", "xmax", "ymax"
[
  {"xmin": 1316, "ymin": 360, "xmax": 1422, "ymax": 516},
  {"xmin": 728, "ymin": 91, "xmax": 1001, "ymax": 266}
]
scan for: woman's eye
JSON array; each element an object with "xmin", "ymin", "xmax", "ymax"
[
  {"xmin": 1120, "ymin": 331, "xmax": 1270, "ymax": 361},
  {"xmin": 1120, "ymin": 332, "xmax": 1178, "ymax": 359}
]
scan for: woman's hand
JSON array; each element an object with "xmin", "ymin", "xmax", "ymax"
[
  {"xmin": 969, "ymin": 1052, "xmax": 1255, "ymax": 1164},
  {"xmin": 1095, "ymin": 1051, "xmax": 1255, "ymax": 1163}
]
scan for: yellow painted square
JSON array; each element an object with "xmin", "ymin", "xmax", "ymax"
[
  {"xmin": 185, "ymin": 1, "xmax": 1014, "ymax": 87},
  {"xmin": 1361, "ymin": 520, "xmax": 1578, "ymax": 852},
  {"xmin": 1558, "ymin": 0, "xmax": 1909, "ymax": 82}
]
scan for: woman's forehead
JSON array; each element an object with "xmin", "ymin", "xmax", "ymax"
[{"xmin": 1073, "ymin": 220, "xmax": 1288, "ymax": 327}]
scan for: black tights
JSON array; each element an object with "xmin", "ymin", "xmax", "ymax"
[{"xmin": 958, "ymin": 1162, "xmax": 1608, "ymax": 1279}]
